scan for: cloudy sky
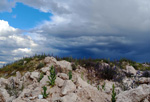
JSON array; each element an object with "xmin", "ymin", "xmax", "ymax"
[{"xmin": 0, "ymin": 0, "xmax": 150, "ymax": 67}]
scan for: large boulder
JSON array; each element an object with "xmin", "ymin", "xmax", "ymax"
[
  {"xmin": 116, "ymin": 84, "xmax": 150, "ymax": 102},
  {"xmin": 30, "ymin": 71, "xmax": 40, "ymax": 80},
  {"xmin": 125, "ymin": 65, "xmax": 137, "ymax": 75},
  {"xmin": 77, "ymin": 86, "xmax": 111, "ymax": 102},
  {"xmin": 55, "ymin": 77, "xmax": 65, "ymax": 88},
  {"xmin": 44, "ymin": 57, "xmax": 57, "ymax": 65},
  {"xmin": 57, "ymin": 60, "xmax": 72, "ymax": 70},
  {"xmin": 40, "ymin": 75, "xmax": 49, "ymax": 87},
  {"xmin": 61, "ymin": 80, "xmax": 76, "ymax": 95}
]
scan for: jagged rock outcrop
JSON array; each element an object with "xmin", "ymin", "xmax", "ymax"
[{"xmin": 116, "ymin": 84, "xmax": 150, "ymax": 102}]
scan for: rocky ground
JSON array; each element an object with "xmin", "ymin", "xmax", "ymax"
[{"xmin": 0, "ymin": 57, "xmax": 150, "ymax": 102}]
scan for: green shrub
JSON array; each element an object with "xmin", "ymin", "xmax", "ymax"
[
  {"xmin": 41, "ymin": 86, "xmax": 49, "ymax": 99},
  {"xmin": 111, "ymin": 84, "xmax": 116, "ymax": 102},
  {"xmin": 38, "ymin": 73, "xmax": 44, "ymax": 82},
  {"xmin": 47, "ymin": 66, "xmax": 56, "ymax": 87},
  {"xmin": 68, "ymin": 70, "xmax": 72, "ymax": 80},
  {"xmin": 72, "ymin": 63, "xmax": 77, "ymax": 71},
  {"xmin": 37, "ymin": 62, "xmax": 45, "ymax": 69},
  {"xmin": 142, "ymin": 71, "xmax": 150, "ymax": 77}
]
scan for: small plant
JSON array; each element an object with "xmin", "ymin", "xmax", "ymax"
[
  {"xmin": 102, "ymin": 82, "xmax": 105, "ymax": 90},
  {"xmin": 81, "ymin": 72, "xmax": 84, "ymax": 80},
  {"xmin": 41, "ymin": 86, "xmax": 49, "ymax": 99},
  {"xmin": 47, "ymin": 66, "xmax": 56, "ymax": 87},
  {"xmin": 111, "ymin": 84, "xmax": 116, "ymax": 102},
  {"xmin": 87, "ymin": 80, "xmax": 90, "ymax": 84},
  {"xmin": 38, "ymin": 72, "xmax": 44, "ymax": 82},
  {"xmin": 68, "ymin": 70, "xmax": 72, "ymax": 80},
  {"xmin": 97, "ymin": 85, "xmax": 100, "ymax": 90}
]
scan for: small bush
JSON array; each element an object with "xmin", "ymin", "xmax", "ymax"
[
  {"xmin": 72, "ymin": 63, "xmax": 77, "ymax": 71},
  {"xmin": 36, "ymin": 62, "xmax": 45, "ymax": 69},
  {"xmin": 68, "ymin": 70, "xmax": 72, "ymax": 80},
  {"xmin": 111, "ymin": 84, "xmax": 116, "ymax": 102},
  {"xmin": 142, "ymin": 71, "xmax": 150, "ymax": 77},
  {"xmin": 41, "ymin": 86, "xmax": 49, "ymax": 98},
  {"xmin": 99, "ymin": 66, "xmax": 118, "ymax": 80},
  {"xmin": 47, "ymin": 66, "xmax": 56, "ymax": 87}
]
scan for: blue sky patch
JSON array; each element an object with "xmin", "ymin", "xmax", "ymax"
[{"xmin": 0, "ymin": 2, "xmax": 52, "ymax": 29}]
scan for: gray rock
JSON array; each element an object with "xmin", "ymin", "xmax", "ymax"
[{"xmin": 61, "ymin": 80, "xmax": 76, "ymax": 95}]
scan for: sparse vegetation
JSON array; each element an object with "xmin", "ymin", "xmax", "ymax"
[
  {"xmin": 111, "ymin": 84, "xmax": 116, "ymax": 102},
  {"xmin": 38, "ymin": 72, "xmax": 44, "ymax": 82},
  {"xmin": 36, "ymin": 62, "xmax": 45, "ymax": 69},
  {"xmin": 102, "ymin": 82, "xmax": 105, "ymax": 90},
  {"xmin": 142, "ymin": 70, "xmax": 150, "ymax": 77},
  {"xmin": 68, "ymin": 70, "xmax": 72, "ymax": 80},
  {"xmin": 97, "ymin": 85, "xmax": 100, "ymax": 90},
  {"xmin": 81, "ymin": 72, "xmax": 84, "ymax": 80},
  {"xmin": 47, "ymin": 66, "xmax": 56, "ymax": 87},
  {"xmin": 41, "ymin": 86, "xmax": 49, "ymax": 99}
]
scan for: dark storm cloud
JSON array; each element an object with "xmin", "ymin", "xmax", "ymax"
[{"xmin": 1, "ymin": 0, "xmax": 150, "ymax": 67}]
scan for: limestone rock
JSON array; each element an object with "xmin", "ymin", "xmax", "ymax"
[
  {"xmin": 41, "ymin": 67, "xmax": 50, "ymax": 73},
  {"xmin": 36, "ymin": 99, "xmax": 49, "ymax": 102},
  {"xmin": 55, "ymin": 77, "xmax": 64, "ymax": 88},
  {"xmin": 53, "ymin": 93, "xmax": 77, "ymax": 102},
  {"xmin": 40, "ymin": 75, "xmax": 49, "ymax": 87},
  {"xmin": 104, "ymin": 80, "xmax": 114, "ymax": 94},
  {"xmin": 0, "ymin": 88, "xmax": 10, "ymax": 102},
  {"xmin": 30, "ymin": 72, "xmax": 40, "ymax": 80},
  {"xmin": 75, "ymin": 75, "xmax": 89, "ymax": 88},
  {"xmin": 44, "ymin": 57, "xmax": 57, "ymax": 65},
  {"xmin": 116, "ymin": 84, "xmax": 150, "ymax": 102},
  {"xmin": 0, "ymin": 78, "xmax": 8, "ymax": 88},
  {"xmin": 61, "ymin": 80, "xmax": 76, "ymax": 95},
  {"xmin": 125, "ymin": 65, "xmax": 137, "ymax": 75},
  {"xmin": 57, "ymin": 73, "xmax": 69, "ymax": 80},
  {"xmin": 57, "ymin": 60, "xmax": 72, "ymax": 70},
  {"xmin": 77, "ymin": 86, "xmax": 111, "ymax": 102}
]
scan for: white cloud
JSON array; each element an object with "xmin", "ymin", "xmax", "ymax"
[{"xmin": 0, "ymin": 20, "xmax": 38, "ymax": 64}]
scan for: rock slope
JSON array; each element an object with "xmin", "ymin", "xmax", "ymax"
[{"xmin": 0, "ymin": 57, "xmax": 150, "ymax": 102}]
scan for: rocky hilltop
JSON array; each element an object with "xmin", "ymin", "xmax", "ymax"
[{"xmin": 0, "ymin": 56, "xmax": 150, "ymax": 102}]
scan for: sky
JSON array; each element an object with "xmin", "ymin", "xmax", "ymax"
[{"xmin": 0, "ymin": 0, "xmax": 150, "ymax": 67}]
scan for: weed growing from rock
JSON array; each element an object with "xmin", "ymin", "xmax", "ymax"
[
  {"xmin": 68, "ymin": 70, "xmax": 72, "ymax": 80},
  {"xmin": 111, "ymin": 84, "xmax": 116, "ymax": 102},
  {"xmin": 42, "ymin": 86, "xmax": 49, "ymax": 99},
  {"xmin": 38, "ymin": 72, "xmax": 44, "ymax": 82},
  {"xmin": 47, "ymin": 66, "xmax": 56, "ymax": 87}
]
